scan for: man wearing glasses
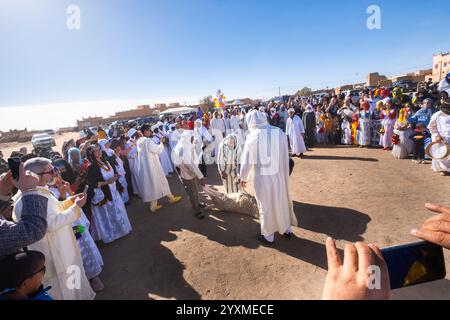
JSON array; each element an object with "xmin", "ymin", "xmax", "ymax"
[{"xmin": 11, "ymin": 157, "xmax": 95, "ymax": 300}]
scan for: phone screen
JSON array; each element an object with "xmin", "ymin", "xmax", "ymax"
[
  {"xmin": 381, "ymin": 241, "xmax": 446, "ymax": 290},
  {"xmin": 8, "ymin": 157, "xmax": 21, "ymax": 180}
]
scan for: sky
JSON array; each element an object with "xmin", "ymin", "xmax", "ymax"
[{"xmin": 1, "ymin": 0, "xmax": 450, "ymax": 130}]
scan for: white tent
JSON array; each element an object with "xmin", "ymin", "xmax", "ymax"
[{"xmin": 159, "ymin": 107, "xmax": 197, "ymax": 116}]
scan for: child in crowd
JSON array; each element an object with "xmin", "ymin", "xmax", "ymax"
[
  {"xmin": 409, "ymin": 123, "xmax": 431, "ymax": 164},
  {"xmin": 0, "ymin": 251, "xmax": 53, "ymax": 300},
  {"xmin": 324, "ymin": 112, "xmax": 334, "ymax": 144}
]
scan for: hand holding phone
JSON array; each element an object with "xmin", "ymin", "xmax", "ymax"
[
  {"xmin": 8, "ymin": 157, "xmax": 21, "ymax": 180},
  {"xmin": 322, "ymin": 238, "xmax": 391, "ymax": 300},
  {"xmin": 11, "ymin": 163, "xmax": 39, "ymax": 192},
  {"xmin": 381, "ymin": 241, "xmax": 446, "ymax": 289}
]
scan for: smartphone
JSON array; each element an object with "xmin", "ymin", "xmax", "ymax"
[
  {"xmin": 381, "ymin": 241, "xmax": 446, "ymax": 290},
  {"xmin": 83, "ymin": 185, "xmax": 89, "ymax": 194},
  {"xmin": 7, "ymin": 157, "xmax": 21, "ymax": 180}
]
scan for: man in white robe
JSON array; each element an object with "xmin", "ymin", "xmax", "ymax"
[
  {"xmin": 137, "ymin": 124, "xmax": 182, "ymax": 212},
  {"xmin": 239, "ymin": 110, "xmax": 298, "ymax": 245},
  {"xmin": 125, "ymin": 128, "xmax": 140, "ymax": 196},
  {"xmin": 230, "ymin": 109, "xmax": 244, "ymax": 147},
  {"xmin": 168, "ymin": 123, "xmax": 182, "ymax": 151},
  {"xmin": 210, "ymin": 111, "xmax": 226, "ymax": 144},
  {"xmin": 428, "ymin": 107, "xmax": 450, "ymax": 176},
  {"xmin": 12, "ymin": 157, "xmax": 95, "ymax": 300},
  {"xmin": 286, "ymin": 108, "xmax": 307, "ymax": 157},
  {"xmin": 152, "ymin": 123, "xmax": 174, "ymax": 177},
  {"xmin": 194, "ymin": 119, "xmax": 213, "ymax": 177}
]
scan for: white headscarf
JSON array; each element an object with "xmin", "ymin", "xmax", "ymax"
[
  {"xmin": 127, "ymin": 128, "xmax": 137, "ymax": 138},
  {"xmin": 98, "ymin": 139, "xmax": 109, "ymax": 151},
  {"xmin": 173, "ymin": 130, "xmax": 198, "ymax": 167},
  {"xmin": 246, "ymin": 110, "xmax": 268, "ymax": 132},
  {"xmin": 98, "ymin": 139, "xmax": 114, "ymax": 157},
  {"xmin": 305, "ymin": 105, "xmax": 314, "ymax": 113},
  {"xmin": 194, "ymin": 119, "xmax": 203, "ymax": 128}
]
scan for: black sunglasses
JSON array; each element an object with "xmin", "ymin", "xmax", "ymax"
[
  {"xmin": 38, "ymin": 168, "xmax": 56, "ymax": 176},
  {"xmin": 22, "ymin": 265, "xmax": 46, "ymax": 283}
]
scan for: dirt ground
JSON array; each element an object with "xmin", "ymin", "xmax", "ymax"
[
  {"xmin": 0, "ymin": 132, "xmax": 80, "ymax": 159},
  {"xmin": 2, "ymin": 137, "xmax": 449, "ymax": 300},
  {"xmin": 92, "ymin": 145, "xmax": 450, "ymax": 300}
]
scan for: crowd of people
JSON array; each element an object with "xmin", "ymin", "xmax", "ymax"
[{"xmin": 0, "ymin": 74, "xmax": 449, "ymax": 300}]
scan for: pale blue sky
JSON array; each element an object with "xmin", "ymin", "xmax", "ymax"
[{"xmin": 1, "ymin": 0, "xmax": 450, "ymax": 121}]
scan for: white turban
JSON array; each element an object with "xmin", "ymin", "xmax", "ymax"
[
  {"xmin": 194, "ymin": 119, "xmax": 203, "ymax": 127},
  {"xmin": 288, "ymin": 108, "xmax": 295, "ymax": 114},
  {"xmin": 246, "ymin": 110, "xmax": 268, "ymax": 132},
  {"xmin": 258, "ymin": 107, "xmax": 266, "ymax": 113}
]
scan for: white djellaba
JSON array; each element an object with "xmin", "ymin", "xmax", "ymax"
[
  {"xmin": 286, "ymin": 109, "xmax": 307, "ymax": 156},
  {"xmin": 239, "ymin": 110, "xmax": 298, "ymax": 243}
]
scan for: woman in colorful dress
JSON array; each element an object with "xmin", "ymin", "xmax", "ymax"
[
  {"xmin": 380, "ymin": 100, "xmax": 397, "ymax": 150},
  {"xmin": 392, "ymin": 104, "xmax": 414, "ymax": 159}
]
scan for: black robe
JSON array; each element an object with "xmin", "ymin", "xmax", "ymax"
[{"xmin": 303, "ymin": 111, "xmax": 316, "ymax": 147}]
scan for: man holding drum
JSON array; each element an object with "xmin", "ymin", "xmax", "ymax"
[{"xmin": 428, "ymin": 92, "xmax": 450, "ymax": 176}]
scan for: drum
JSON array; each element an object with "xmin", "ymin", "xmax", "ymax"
[{"xmin": 426, "ymin": 141, "xmax": 450, "ymax": 160}]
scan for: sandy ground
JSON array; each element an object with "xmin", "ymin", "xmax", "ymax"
[
  {"xmin": 93, "ymin": 145, "xmax": 449, "ymax": 300},
  {"xmin": 0, "ymin": 132, "xmax": 80, "ymax": 158},
  {"xmin": 2, "ymin": 136, "xmax": 449, "ymax": 300}
]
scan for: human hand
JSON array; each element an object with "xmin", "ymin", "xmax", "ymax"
[
  {"xmin": 240, "ymin": 180, "xmax": 247, "ymax": 189},
  {"xmin": 322, "ymin": 238, "xmax": 391, "ymax": 300},
  {"xmin": 221, "ymin": 172, "xmax": 227, "ymax": 180},
  {"xmin": 411, "ymin": 203, "xmax": 450, "ymax": 250},
  {"xmin": 12, "ymin": 164, "xmax": 40, "ymax": 192},
  {"xmin": 0, "ymin": 171, "xmax": 14, "ymax": 196},
  {"xmin": 74, "ymin": 193, "xmax": 87, "ymax": 208}
]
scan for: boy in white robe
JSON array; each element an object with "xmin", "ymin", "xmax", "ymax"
[{"xmin": 286, "ymin": 108, "xmax": 307, "ymax": 157}]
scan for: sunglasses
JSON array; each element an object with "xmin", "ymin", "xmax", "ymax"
[
  {"xmin": 22, "ymin": 265, "xmax": 46, "ymax": 283},
  {"xmin": 38, "ymin": 168, "xmax": 56, "ymax": 176}
]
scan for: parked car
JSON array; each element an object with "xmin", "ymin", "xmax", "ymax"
[
  {"xmin": 45, "ymin": 129, "xmax": 56, "ymax": 135},
  {"xmin": 31, "ymin": 133, "xmax": 56, "ymax": 149},
  {"xmin": 392, "ymin": 80, "xmax": 418, "ymax": 92}
]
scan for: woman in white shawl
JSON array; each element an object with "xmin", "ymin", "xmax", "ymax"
[{"xmin": 217, "ymin": 134, "xmax": 241, "ymax": 194}]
